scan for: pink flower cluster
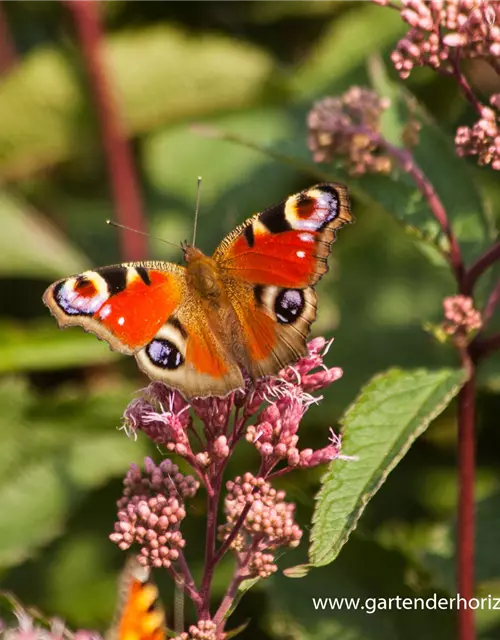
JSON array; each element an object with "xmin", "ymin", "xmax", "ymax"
[
  {"xmin": 113, "ymin": 337, "xmax": 347, "ymax": 629},
  {"xmin": 110, "ymin": 458, "xmax": 199, "ymax": 568},
  {"xmin": 122, "ymin": 338, "xmax": 345, "ymax": 476},
  {"xmin": 443, "ymin": 294, "xmax": 483, "ymax": 335},
  {"xmin": 307, "ymin": 89, "xmax": 393, "ymax": 175},
  {"xmin": 455, "ymin": 95, "xmax": 500, "ymax": 169},
  {"xmin": 389, "ymin": 0, "xmax": 500, "ymax": 79}
]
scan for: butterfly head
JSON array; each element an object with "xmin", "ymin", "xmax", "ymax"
[{"xmin": 181, "ymin": 242, "xmax": 204, "ymax": 264}]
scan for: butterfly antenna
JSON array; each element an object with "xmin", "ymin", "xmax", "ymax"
[
  {"xmin": 192, "ymin": 176, "xmax": 202, "ymax": 246},
  {"xmin": 106, "ymin": 220, "xmax": 180, "ymax": 251}
]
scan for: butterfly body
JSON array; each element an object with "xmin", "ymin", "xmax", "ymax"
[{"xmin": 43, "ymin": 184, "xmax": 352, "ymax": 398}]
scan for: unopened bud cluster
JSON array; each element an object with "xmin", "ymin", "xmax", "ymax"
[
  {"xmin": 389, "ymin": 0, "xmax": 500, "ymax": 78},
  {"xmin": 218, "ymin": 473, "xmax": 302, "ymax": 577},
  {"xmin": 443, "ymin": 295, "xmax": 482, "ymax": 335},
  {"xmin": 455, "ymin": 96, "xmax": 500, "ymax": 169},
  {"xmin": 110, "ymin": 458, "xmax": 199, "ymax": 568},
  {"xmin": 173, "ymin": 620, "xmax": 218, "ymax": 640},
  {"xmin": 308, "ymin": 88, "xmax": 392, "ymax": 175}
]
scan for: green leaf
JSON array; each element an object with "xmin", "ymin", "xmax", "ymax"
[
  {"xmin": 292, "ymin": 3, "xmax": 406, "ymax": 98},
  {"xmin": 0, "ymin": 191, "xmax": 88, "ymax": 279},
  {"xmin": 0, "ymin": 27, "xmax": 277, "ymax": 180},
  {"xmin": 0, "ymin": 321, "xmax": 119, "ymax": 374},
  {"xmin": 0, "ymin": 377, "xmax": 148, "ymax": 569},
  {"xmin": 309, "ymin": 367, "xmax": 467, "ymax": 567},
  {"xmin": 221, "ymin": 577, "xmax": 261, "ymax": 623}
]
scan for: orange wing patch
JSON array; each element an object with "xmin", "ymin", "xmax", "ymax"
[
  {"xmin": 43, "ymin": 264, "xmax": 185, "ymax": 354},
  {"xmin": 214, "ymin": 183, "xmax": 352, "ymax": 289},
  {"xmin": 96, "ymin": 271, "xmax": 183, "ymax": 350},
  {"xmin": 107, "ymin": 558, "xmax": 165, "ymax": 640},
  {"xmin": 117, "ymin": 579, "xmax": 165, "ymax": 640}
]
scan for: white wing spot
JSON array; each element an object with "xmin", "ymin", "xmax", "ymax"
[
  {"xmin": 298, "ymin": 232, "xmax": 314, "ymax": 242},
  {"xmin": 118, "ymin": 317, "xmax": 125, "ymax": 326},
  {"xmin": 99, "ymin": 304, "xmax": 112, "ymax": 319},
  {"xmin": 296, "ymin": 250, "xmax": 306, "ymax": 258}
]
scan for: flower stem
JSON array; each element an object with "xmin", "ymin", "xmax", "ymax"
[
  {"xmin": 463, "ymin": 242, "xmax": 500, "ymax": 294},
  {"xmin": 471, "ymin": 331, "xmax": 500, "ymax": 362},
  {"xmin": 481, "ymin": 279, "xmax": 500, "ymax": 328},
  {"xmin": 213, "ymin": 547, "xmax": 254, "ymax": 632},
  {"xmin": 199, "ymin": 470, "xmax": 224, "ymax": 617},
  {"xmin": 457, "ymin": 356, "xmax": 476, "ymax": 640},
  {"xmin": 64, "ymin": 0, "xmax": 147, "ymax": 262},
  {"xmin": 450, "ymin": 50, "xmax": 485, "ymax": 117},
  {"xmin": 176, "ymin": 550, "xmax": 202, "ymax": 610}
]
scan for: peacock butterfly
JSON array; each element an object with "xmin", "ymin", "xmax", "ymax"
[{"xmin": 43, "ymin": 184, "xmax": 352, "ymax": 399}]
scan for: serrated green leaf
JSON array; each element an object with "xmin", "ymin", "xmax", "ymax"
[
  {"xmin": 0, "ymin": 192, "xmax": 88, "ymax": 279},
  {"xmin": 309, "ymin": 367, "xmax": 467, "ymax": 567}
]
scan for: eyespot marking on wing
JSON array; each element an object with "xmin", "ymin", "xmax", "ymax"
[
  {"xmin": 274, "ymin": 289, "xmax": 305, "ymax": 324},
  {"xmin": 53, "ymin": 273, "xmax": 108, "ymax": 316},
  {"xmin": 284, "ymin": 186, "xmax": 340, "ymax": 231},
  {"xmin": 146, "ymin": 338, "xmax": 184, "ymax": 370}
]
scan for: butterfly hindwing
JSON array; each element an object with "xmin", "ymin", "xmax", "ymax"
[
  {"xmin": 134, "ymin": 295, "xmax": 244, "ymax": 398},
  {"xmin": 106, "ymin": 557, "xmax": 165, "ymax": 640}
]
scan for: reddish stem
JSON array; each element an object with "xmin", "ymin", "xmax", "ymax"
[
  {"xmin": 0, "ymin": 0, "xmax": 17, "ymax": 74},
  {"xmin": 481, "ymin": 279, "xmax": 500, "ymax": 328},
  {"xmin": 457, "ymin": 347, "xmax": 476, "ymax": 640},
  {"xmin": 199, "ymin": 469, "xmax": 224, "ymax": 618},
  {"xmin": 213, "ymin": 546, "xmax": 255, "ymax": 630},
  {"xmin": 349, "ymin": 126, "xmax": 465, "ymax": 284},
  {"xmin": 472, "ymin": 331, "xmax": 500, "ymax": 362},
  {"xmin": 450, "ymin": 50, "xmax": 485, "ymax": 118},
  {"xmin": 463, "ymin": 242, "xmax": 500, "ymax": 294},
  {"xmin": 64, "ymin": 0, "xmax": 147, "ymax": 261}
]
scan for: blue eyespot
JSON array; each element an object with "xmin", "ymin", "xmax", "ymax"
[
  {"xmin": 275, "ymin": 289, "xmax": 305, "ymax": 324},
  {"xmin": 146, "ymin": 339, "xmax": 184, "ymax": 370}
]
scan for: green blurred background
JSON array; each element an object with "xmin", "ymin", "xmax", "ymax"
[{"xmin": 0, "ymin": 2, "xmax": 499, "ymax": 639}]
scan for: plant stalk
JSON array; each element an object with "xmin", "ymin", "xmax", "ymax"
[
  {"xmin": 64, "ymin": 0, "xmax": 147, "ymax": 262},
  {"xmin": 457, "ymin": 361, "xmax": 476, "ymax": 640}
]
